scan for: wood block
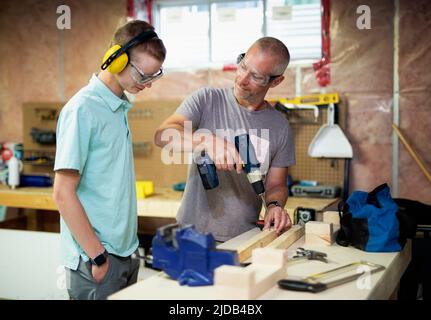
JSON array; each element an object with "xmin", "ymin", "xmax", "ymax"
[
  {"xmin": 266, "ymin": 225, "xmax": 304, "ymax": 249},
  {"xmin": 252, "ymin": 248, "xmax": 288, "ymax": 267},
  {"xmin": 323, "ymin": 211, "xmax": 340, "ymax": 225},
  {"xmin": 322, "ymin": 211, "xmax": 341, "ymax": 239},
  {"xmin": 305, "ymin": 221, "xmax": 334, "ymax": 246},
  {"xmin": 214, "ymin": 265, "xmax": 254, "ymax": 299},
  {"xmin": 214, "ymin": 248, "xmax": 287, "ymax": 299}
]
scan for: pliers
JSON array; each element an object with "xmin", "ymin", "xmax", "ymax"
[{"xmin": 290, "ymin": 247, "xmax": 328, "ymax": 263}]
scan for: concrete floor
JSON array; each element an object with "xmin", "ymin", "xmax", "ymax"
[{"xmin": 0, "ymin": 229, "xmax": 159, "ymax": 300}]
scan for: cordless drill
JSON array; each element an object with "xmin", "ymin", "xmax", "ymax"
[{"xmin": 196, "ymin": 134, "xmax": 266, "ymax": 207}]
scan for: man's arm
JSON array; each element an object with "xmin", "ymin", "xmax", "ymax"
[
  {"xmin": 154, "ymin": 113, "xmax": 201, "ymax": 153},
  {"xmin": 154, "ymin": 113, "xmax": 242, "ymax": 172},
  {"xmin": 52, "ymin": 169, "xmax": 109, "ymax": 283},
  {"xmin": 263, "ymin": 167, "xmax": 292, "ymax": 233}
]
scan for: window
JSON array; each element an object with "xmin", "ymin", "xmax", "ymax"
[
  {"xmin": 211, "ymin": 1, "xmax": 263, "ymax": 63},
  {"xmin": 266, "ymin": 0, "xmax": 322, "ymax": 61},
  {"xmin": 158, "ymin": 4, "xmax": 210, "ymax": 67},
  {"xmin": 152, "ymin": 0, "xmax": 321, "ymax": 69}
]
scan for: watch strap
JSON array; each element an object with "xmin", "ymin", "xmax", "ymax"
[
  {"xmin": 266, "ymin": 200, "xmax": 281, "ymax": 208},
  {"xmin": 91, "ymin": 249, "xmax": 108, "ymax": 266}
]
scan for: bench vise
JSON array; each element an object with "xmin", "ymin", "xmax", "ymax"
[{"xmin": 152, "ymin": 223, "xmax": 239, "ymax": 286}]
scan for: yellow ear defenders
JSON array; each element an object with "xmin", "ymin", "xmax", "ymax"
[{"xmin": 101, "ymin": 30, "xmax": 158, "ymax": 74}]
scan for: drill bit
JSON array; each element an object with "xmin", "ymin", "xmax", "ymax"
[{"xmin": 260, "ymin": 193, "xmax": 267, "ymax": 212}]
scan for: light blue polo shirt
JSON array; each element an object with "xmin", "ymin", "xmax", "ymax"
[{"xmin": 54, "ymin": 74, "xmax": 139, "ymax": 270}]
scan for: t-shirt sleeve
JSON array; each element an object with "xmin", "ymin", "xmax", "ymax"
[
  {"xmin": 175, "ymin": 88, "xmax": 210, "ymax": 130},
  {"xmin": 271, "ymin": 121, "xmax": 296, "ymax": 168},
  {"xmin": 54, "ymin": 106, "xmax": 94, "ymax": 174}
]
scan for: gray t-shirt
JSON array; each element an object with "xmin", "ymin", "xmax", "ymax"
[{"xmin": 175, "ymin": 87, "xmax": 295, "ymax": 241}]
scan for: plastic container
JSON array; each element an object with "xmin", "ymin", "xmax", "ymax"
[{"xmin": 7, "ymin": 156, "xmax": 20, "ymax": 189}]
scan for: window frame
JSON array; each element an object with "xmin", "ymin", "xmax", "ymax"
[{"xmin": 152, "ymin": 0, "xmax": 322, "ymax": 71}]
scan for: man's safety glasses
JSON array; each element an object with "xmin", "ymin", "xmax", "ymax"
[{"xmin": 236, "ymin": 53, "xmax": 281, "ymax": 86}]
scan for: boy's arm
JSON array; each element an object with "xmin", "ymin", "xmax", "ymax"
[{"xmin": 53, "ymin": 169, "xmax": 109, "ymax": 283}]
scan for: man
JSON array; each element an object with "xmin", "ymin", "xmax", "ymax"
[
  {"xmin": 154, "ymin": 37, "xmax": 295, "ymax": 242},
  {"xmin": 53, "ymin": 20, "xmax": 166, "ymax": 300}
]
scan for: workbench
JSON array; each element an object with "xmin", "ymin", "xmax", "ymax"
[
  {"xmin": 0, "ymin": 185, "xmax": 183, "ymax": 217},
  {"xmin": 109, "ymin": 228, "xmax": 411, "ymax": 300},
  {"xmin": 0, "ymin": 184, "xmax": 338, "ymax": 219}
]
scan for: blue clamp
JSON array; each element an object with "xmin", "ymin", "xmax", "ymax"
[{"xmin": 152, "ymin": 224, "xmax": 239, "ymax": 286}]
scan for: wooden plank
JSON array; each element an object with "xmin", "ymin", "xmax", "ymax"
[
  {"xmin": 218, "ymin": 225, "xmax": 304, "ymax": 263},
  {"xmin": 217, "ymin": 228, "xmax": 261, "ymax": 250},
  {"xmin": 266, "ymin": 225, "xmax": 305, "ymax": 249},
  {"xmin": 233, "ymin": 229, "xmax": 279, "ymax": 262}
]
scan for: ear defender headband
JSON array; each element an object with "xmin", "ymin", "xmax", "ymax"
[{"xmin": 101, "ymin": 30, "xmax": 158, "ymax": 74}]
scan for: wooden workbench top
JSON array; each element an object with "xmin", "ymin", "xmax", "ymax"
[
  {"xmin": 0, "ymin": 185, "xmax": 183, "ymax": 217},
  {"xmin": 0, "ymin": 184, "xmax": 338, "ymax": 219},
  {"xmin": 0, "ymin": 185, "xmax": 57, "ymax": 210},
  {"xmin": 109, "ymin": 228, "xmax": 411, "ymax": 300}
]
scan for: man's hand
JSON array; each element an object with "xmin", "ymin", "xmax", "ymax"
[
  {"xmin": 91, "ymin": 258, "xmax": 110, "ymax": 284},
  {"xmin": 202, "ymin": 134, "xmax": 243, "ymax": 173},
  {"xmin": 263, "ymin": 206, "xmax": 292, "ymax": 234}
]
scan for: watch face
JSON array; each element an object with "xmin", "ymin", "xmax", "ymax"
[{"xmin": 93, "ymin": 252, "xmax": 107, "ymax": 266}]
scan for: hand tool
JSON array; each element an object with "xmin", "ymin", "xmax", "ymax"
[
  {"xmin": 278, "ymin": 260, "xmax": 385, "ymax": 293},
  {"xmin": 289, "ymin": 247, "xmax": 328, "ymax": 263},
  {"xmin": 196, "ymin": 133, "xmax": 266, "ymax": 207},
  {"xmin": 151, "ymin": 223, "xmax": 239, "ymax": 286}
]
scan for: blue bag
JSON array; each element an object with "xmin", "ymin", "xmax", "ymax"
[{"xmin": 336, "ymin": 183, "xmax": 402, "ymax": 252}]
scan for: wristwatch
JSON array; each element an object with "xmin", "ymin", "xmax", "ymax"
[
  {"xmin": 90, "ymin": 249, "xmax": 108, "ymax": 266},
  {"xmin": 266, "ymin": 200, "xmax": 282, "ymax": 209}
]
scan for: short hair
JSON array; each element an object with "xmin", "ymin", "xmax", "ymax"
[
  {"xmin": 252, "ymin": 37, "xmax": 290, "ymax": 74},
  {"xmin": 111, "ymin": 20, "xmax": 166, "ymax": 62}
]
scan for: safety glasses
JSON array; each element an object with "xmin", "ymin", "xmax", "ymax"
[
  {"xmin": 129, "ymin": 61, "xmax": 163, "ymax": 85},
  {"xmin": 236, "ymin": 53, "xmax": 281, "ymax": 86}
]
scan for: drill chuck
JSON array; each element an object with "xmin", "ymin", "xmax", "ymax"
[
  {"xmin": 246, "ymin": 169, "xmax": 265, "ymax": 195},
  {"xmin": 235, "ymin": 134, "xmax": 266, "ymax": 196}
]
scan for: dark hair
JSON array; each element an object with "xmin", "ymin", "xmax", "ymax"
[{"xmin": 112, "ymin": 20, "xmax": 166, "ymax": 62}]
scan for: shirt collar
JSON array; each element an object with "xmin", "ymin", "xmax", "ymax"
[{"xmin": 88, "ymin": 74, "xmax": 131, "ymax": 112}]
